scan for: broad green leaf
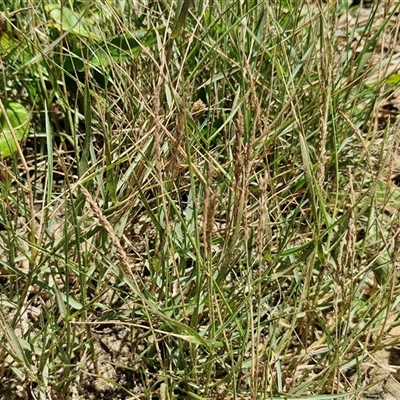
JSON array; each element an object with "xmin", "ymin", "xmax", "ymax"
[
  {"xmin": 0, "ymin": 33, "xmax": 12, "ymax": 55},
  {"xmin": 375, "ymin": 180, "xmax": 400, "ymax": 209},
  {"xmin": 0, "ymin": 102, "xmax": 30, "ymax": 158},
  {"xmin": 106, "ymin": 30, "xmax": 159, "ymax": 61},
  {"xmin": 55, "ymin": 30, "xmax": 159, "ymax": 77},
  {"xmin": 45, "ymin": 4, "xmax": 100, "ymax": 40},
  {"xmin": 88, "ymin": 30, "xmax": 158, "ymax": 75},
  {"xmin": 55, "ymin": 49, "xmax": 86, "ymax": 72}
]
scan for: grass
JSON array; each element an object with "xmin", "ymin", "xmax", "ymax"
[{"xmin": 0, "ymin": 0, "xmax": 400, "ymax": 398}]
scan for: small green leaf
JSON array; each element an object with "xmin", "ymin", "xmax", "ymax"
[
  {"xmin": 386, "ymin": 74, "xmax": 400, "ymax": 85},
  {"xmin": 0, "ymin": 102, "xmax": 30, "ymax": 158}
]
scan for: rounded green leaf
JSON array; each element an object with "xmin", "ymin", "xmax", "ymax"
[{"xmin": 0, "ymin": 102, "xmax": 30, "ymax": 158}]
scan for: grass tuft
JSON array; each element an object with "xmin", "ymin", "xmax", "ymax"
[{"xmin": 1, "ymin": 0, "xmax": 400, "ymax": 398}]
